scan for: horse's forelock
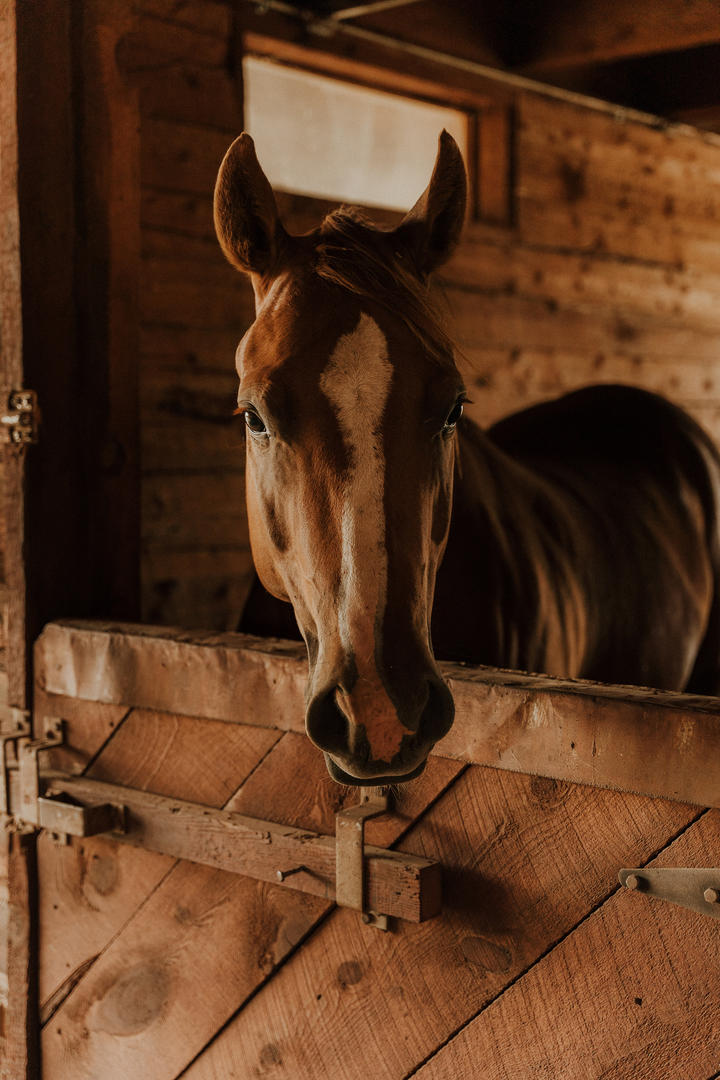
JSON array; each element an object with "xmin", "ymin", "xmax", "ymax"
[{"xmin": 313, "ymin": 208, "xmax": 455, "ymax": 365}]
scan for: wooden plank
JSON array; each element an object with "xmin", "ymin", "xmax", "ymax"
[
  {"xmin": 141, "ymin": 118, "xmax": 239, "ymax": 196},
  {"xmin": 35, "ymin": 692, "xmax": 130, "ymax": 777},
  {"xmin": 71, "ymin": 0, "xmax": 143, "ymax": 620},
  {"xmin": 517, "ymin": 95, "xmax": 720, "ymax": 267},
  {"xmin": 38, "ymin": 773, "xmax": 440, "ymax": 923},
  {"xmin": 119, "ymin": 12, "xmax": 231, "ymax": 71},
  {"xmin": 140, "ymin": 324, "xmax": 243, "ymax": 371},
  {"xmin": 181, "ymin": 765, "xmax": 697, "ymax": 1079},
  {"xmin": 140, "ymin": 251, "xmax": 254, "ymax": 329},
  {"xmin": 132, "ymin": 0, "xmax": 230, "ymax": 38},
  {"xmin": 141, "ymin": 470, "xmax": 247, "ymax": 549},
  {"xmin": 33, "ymin": 620, "xmax": 720, "ymax": 808},
  {"xmin": 444, "ymin": 285, "xmax": 720, "ymax": 363},
  {"xmin": 36, "ymin": 708, "xmax": 280, "ymax": 1019},
  {"xmin": 0, "ymin": 0, "xmax": 26, "ymax": 712},
  {"xmin": 0, "ymin": 830, "xmax": 38, "ymax": 1080},
  {"xmin": 412, "ymin": 809, "xmax": 720, "ymax": 1079},
  {"xmin": 459, "ymin": 347, "xmax": 720, "ymax": 435},
  {"xmin": 39, "ymin": 730, "xmax": 463, "ymax": 1080},
  {"xmin": 521, "ymin": 0, "xmax": 720, "ymax": 73},
  {"xmin": 141, "ymin": 548, "xmax": 253, "ymax": 630},
  {"xmin": 475, "ymin": 106, "xmax": 513, "ymax": 226}
]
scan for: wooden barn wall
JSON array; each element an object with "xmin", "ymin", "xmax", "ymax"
[{"xmin": 131, "ymin": 1, "xmax": 720, "ymax": 631}]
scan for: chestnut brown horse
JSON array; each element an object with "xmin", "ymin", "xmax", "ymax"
[{"xmin": 214, "ymin": 131, "xmax": 720, "ymax": 785}]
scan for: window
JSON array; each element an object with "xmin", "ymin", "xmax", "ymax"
[{"xmin": 243, "ymin": 55, "xmax": 469, "ymax": 212}]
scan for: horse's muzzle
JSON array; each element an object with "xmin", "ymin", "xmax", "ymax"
[{"xmin": 306, "ymin": 673, "xmax": 455, "ymax": 785}]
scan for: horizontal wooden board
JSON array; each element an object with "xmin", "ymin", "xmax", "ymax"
[
  {"xmin": 120, "ymin": 13, "xmax": 230, "ymax": 72},
  {"xmin": 141, "ymin": 118, "xmax": 237, "ymax": 196},
  {"xmin": 141, "ymin": 469, "xmax": 247, "ymax": 549},
  {"xmin": 517, "ymin": 95, "xmax": 720, "ymax": 267},
  {"xmin": 141, "ymin": 547, "xmax": 253, "ymax": 630},
  {"xmin": 140, "ymin": 324, "xmax": 241, "ymax": 371},
  {"xmin": 133, "ymin": 0, "xmax": 230, "ymax": 38},
  {"xmin": 34, "ymin": 621, "xmax": 720, "ymax": 807},
  {"xmin": 140, "ymin": 252, "xmax": 253, "ymax": 331}
]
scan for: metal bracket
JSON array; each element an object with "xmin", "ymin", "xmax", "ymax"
[
  {"xmin": 1, "ymin": 389, "xmax": 39, "ymax": 445},
  {"xmin": 0, "ymin": 708, "xmax": 31, "ymax": 816},
  {"xmin": 619, "ymin": 867, "xmax": 720, "ymax": 920},
  {"xmin": 15, "ymin": 718, "xmax": 125, "ymax": 840},
  {"xmin": 336, "ymin": 786, "xmax": 391, "ymax": 930}
]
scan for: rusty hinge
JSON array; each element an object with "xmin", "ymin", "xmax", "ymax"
[
  {"xmin": 336, "ymin": 786, "xmax": 391, "ymax": 931},
  {"xmin": 1, "ymin": 389, "xmax": 39, "ymax": 445},
  {"xmin": 0, "ymin": 707, "xmax": 31, "ymax": 817},
  {"xmin": 619, "ymin": 867, "xmax": 720, "ymax": 920},
  {"xmin": 11, "ymin": 717, "xmax": 125, "ymax": 841}
]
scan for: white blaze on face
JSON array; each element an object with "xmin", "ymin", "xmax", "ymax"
[{"xmin": 320, "ymin": 312, "xmax": 409, "ymax": 761}]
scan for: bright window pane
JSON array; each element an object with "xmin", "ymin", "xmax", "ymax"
[{"xmin": 243, "ymin": 56, "xmax": 468, "ymax": 211}]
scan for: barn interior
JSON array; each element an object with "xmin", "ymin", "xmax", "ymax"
[
  {"xmin": 6, "ymin": 5, "xmax": 720, "ymax": 1076},
  {"xmin": 6, "ymin": 0, "xmax": 720, "ymax": 656}
]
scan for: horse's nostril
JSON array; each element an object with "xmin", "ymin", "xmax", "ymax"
[
  {"xmin": 421, "ymin": 675, "xmax": 455, "ymax": 743},
  {"xmin": 306, "ymin": 687, "xmax": 348, "ymax": 756}
]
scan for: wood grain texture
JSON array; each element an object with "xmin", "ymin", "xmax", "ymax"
[
  {"xmin": 39, "ymin": 728, "xmax": 462, "ymax": 1080},
  {"xmin": 0, "ymin": 830, "xmax": 38, "ymax": 1080},
  {"xmin": 414, "ymin": 810, "xmax": 720, "ymax": 1080},
  {"xmin": 37, "ymin": 708, "xmax": 279, "ymax": 1022},
  {"xmin": 520, "ymin": 0, "xmax": 720, "ymax": 72},
  {"xmin": 182, "ymin": 765, "xmax": 697, "ymax": 1080},
  {"xmin": 517, "ymin": 94, "xmax": 720, "ymax": 267},
  {"xmin": 34, "ymin": 620, "xmax": 720, "ymax": 807},
  {"xmin": 42, "ymin": 773, "xmax": 441, "ymax": 922}
]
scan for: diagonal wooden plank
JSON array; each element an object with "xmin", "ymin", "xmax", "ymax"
[
  {"xmin": 412, "ymin": 811, "xmax": 720, "ymax": 1080},
  {"xmin": 180, "ymin": 767, "xmax": 699, "ymax": 1080},
  {"xmin": 38, "ymin": 709, "xmax": 279, "ymax": 1011},
  {"xmin": 39, "ymin": 735, "xmax": 464, "ymax": 1080}
]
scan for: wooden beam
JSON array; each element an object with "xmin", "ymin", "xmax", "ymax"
[
  {"xmin": 519, "ymin": 0, "xmax": 720, "ymax": 74},
  {"xmin": 28, "ymin": 774, "xmax": 441, "ymax": 923},
  {"xmin": 35, "ymin": 620, "xmax": 720, "ymax": 808},
  {"xmin": 74, "ymin": 0, "xmax": 142, "ymax": 619}
]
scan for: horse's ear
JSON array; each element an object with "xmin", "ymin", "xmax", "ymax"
[
  {"xmin": 396, "ymin": 130, "xmax": 467, "ymax": 276},
  {"xmin": 214, "ymin": 133, "xmax": 285, "ymax": 277}
]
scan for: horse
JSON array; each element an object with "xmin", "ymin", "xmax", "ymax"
[{"xmin": 214, "ymin": 130, "xmax": 720, "ymax": 786}]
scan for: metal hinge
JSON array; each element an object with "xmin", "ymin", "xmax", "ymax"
[
  {"xmin": 619, "ymin": 867, "xmax": 720, "ymax": 920},
  {"xmin": 5, "ymin": 716, "xmax": 124, "ymax": 841},
  {"xmin": 1, "ymin": 389, "xmax": 39, "ymax": 445},
  {"xmin": 336, "ymin": 786, "xmax": 391, "ymax": 931}
]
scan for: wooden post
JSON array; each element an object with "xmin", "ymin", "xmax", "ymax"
[{"xmin": 1, "ymin": 1, "xmax": 140, "ymax": 1072}]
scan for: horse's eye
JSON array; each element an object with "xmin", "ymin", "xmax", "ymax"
[
  {"xmin": 444, "ymin": 400, "xmax": 464, "ymax": 430},
  {"xmin": 243, "ymin": 409, "xmax": 268, "ymax": 436}
]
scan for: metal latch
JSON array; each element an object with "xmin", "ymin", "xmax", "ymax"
[
  {"xmin": 1, "ymin": 389, "xmax": 39, "ymax": 445},
  {"xmin": 336, "ymin": 786, "xmax": 391, "ymax": 931},
  {"xmin": 15, "ymin": 718, "xmax": 125, "ymax": 840},
  {"xmin": 619, "ymin": 867, "xmax": 720, "ymax": 920}
]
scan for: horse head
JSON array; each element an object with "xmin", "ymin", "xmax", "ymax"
[{"xmin": 214, "ymin": 131, "xmax": 467, "ymax": 784}]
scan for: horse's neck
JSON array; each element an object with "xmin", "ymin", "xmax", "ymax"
[{"xmin": 436, "ymin": 420, "xmax": 590, "ymax": 676}]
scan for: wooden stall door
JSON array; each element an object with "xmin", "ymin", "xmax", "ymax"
[{"xmin": 29, "ymin": 622, "xmax": 720, "ymax": 1080}]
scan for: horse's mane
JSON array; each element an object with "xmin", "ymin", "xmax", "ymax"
[{"xmin": 314, "ymin": 207, "xmax": 455, "ymax": 365}]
